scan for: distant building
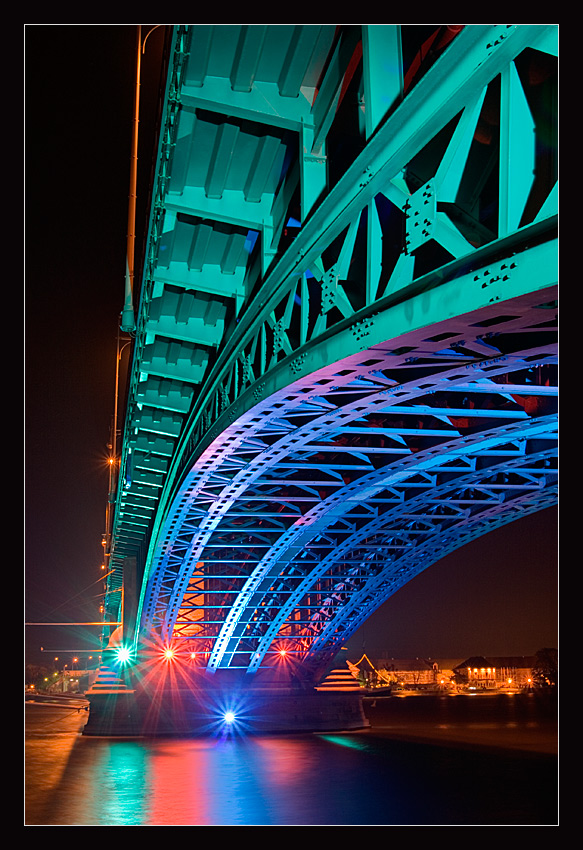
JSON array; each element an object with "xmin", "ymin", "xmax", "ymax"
[
  {"xmin": 454, "ymin": 656, "xmax": 537, "ymax": 690},
  {"xmin": 374, "ymin": 657, "xmax": 440, "ymax": 688},
  {"xmin": 346, "ymin": 653, "xmax": 540, "ymax": 691},
  {"xmin": 432, "ymin": 660, "xmax": 464, "ymax": 687},
  {"xmin": 378, "ymin": 658, "xmax": 439, "ymax": 687}
]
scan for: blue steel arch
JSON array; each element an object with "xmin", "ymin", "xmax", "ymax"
[
  {"xmin": 105, "ymin": 25, "xmax": 558, "ymax": 684},
  {"xmin": 139, "ymin": 301, "xmax": 556, "ymax": 680}
]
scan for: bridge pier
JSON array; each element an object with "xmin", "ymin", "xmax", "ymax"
[{"xmin": 83, "ymin": 678, "xmax": 368, "ymax": 737}]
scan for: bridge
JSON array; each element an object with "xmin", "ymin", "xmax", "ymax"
[{"xmin": 85, "ymin": 24, "xmax": 557, "ymax": 736}]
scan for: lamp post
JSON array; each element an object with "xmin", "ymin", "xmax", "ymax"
[
  {"xmin": 104, "ymin": 331, "xmax": 132, "ymax": 550},
  {"xmin": 107, "ymin": 23, "xmax": 164, "ymax": 659},
  {"xmin": 121, "ymin": 25, "xmax": 141, "ymax": 334},
  {"xmin": 121, "ymin": 24, "xmax": 163, "ymax": 334},
  {"xmin": 100, "ymin": 327, "xmax": 132, "ymax": 653}
]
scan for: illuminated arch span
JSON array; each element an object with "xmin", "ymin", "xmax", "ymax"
[
  {"xmin": 104, "ymin": 25, "xmax": 558, "ymax": 682},
  {"xmin": 138, "ymin": 288, "xmax": 556, "ymax": 680}
]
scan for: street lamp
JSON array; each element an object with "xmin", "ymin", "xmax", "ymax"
[
  {"xmin": 103, "ymin": 331, "xmax": 132, "ymax": 572},
  {"xmin": 121, "ymin": 24, "xmax": 163, "ymax": 333}
]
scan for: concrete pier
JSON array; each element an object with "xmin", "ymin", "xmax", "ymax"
[{"xmin": 83, "ymin": 682, "xmax": 369, "ymax": 737}]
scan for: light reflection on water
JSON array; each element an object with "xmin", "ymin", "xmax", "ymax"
[
  {"xmin": 145, "ymin": 736, "xmax": 328, "ymax": 826},
  {"xmin": 80, "ymin": 733, "xmax": 374, "ymax": 826},
  {"xmin": 26, "ymin": 713, "xmax": 370, "ymax": 826},
  {"xmin": 25, "ymin": 695, "xmax": 558, "ymax": 826}
]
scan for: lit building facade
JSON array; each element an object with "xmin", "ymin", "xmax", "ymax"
[{"xmin": 454, "ymin": 656, "xmax": 536, "ymax": 690}]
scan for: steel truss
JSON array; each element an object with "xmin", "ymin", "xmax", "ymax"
[
  {"xmin": 105, "ymin": 25, "xmax": 557, "ymax": 680},
  {"xmin": 141, "ymin": 292, "xmax": 556, "ymax": 680}
]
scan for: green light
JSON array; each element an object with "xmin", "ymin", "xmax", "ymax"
[{"xmin": 116, "ymin": 646, "xmax": 132, "ymax": 664}]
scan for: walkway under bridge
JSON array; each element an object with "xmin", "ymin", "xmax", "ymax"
[{"xmin": 88, "ymin": 25, "xmax": 557, "ymax": 734}]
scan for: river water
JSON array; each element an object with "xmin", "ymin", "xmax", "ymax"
[{"xmin": 25, "ymin": 691, "xmax": 558, "ymax": 826}]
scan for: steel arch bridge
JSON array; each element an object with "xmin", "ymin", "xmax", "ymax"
[{"xmin": 103, "ymin": 24, "xmax": 557, "ymax": 690}]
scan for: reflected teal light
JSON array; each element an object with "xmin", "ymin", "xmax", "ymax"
[
  {"xmin": 319, "ymin": 735, "xmax": 368, "ymax": 750},
  {"xmin": 93, "ymin": 741, "xmax": 150, "ymax": 826}
]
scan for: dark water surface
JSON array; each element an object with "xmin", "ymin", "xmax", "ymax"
[{"xmin": 25, "ymin": 692, "xmax": 558, "ymax": 826}]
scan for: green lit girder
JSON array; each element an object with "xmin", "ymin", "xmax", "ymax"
[{"xmin": 107, "ymin": 25, "xmax": 557, "ymax": 677}]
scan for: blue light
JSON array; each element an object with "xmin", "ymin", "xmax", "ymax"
[
  {"xmin": 244, "ymin": 230, "xmax": 259, "ymax": 253},
  {"xmin": 224, "ymin": 711, "xmax": 236, "ymax": 723}
]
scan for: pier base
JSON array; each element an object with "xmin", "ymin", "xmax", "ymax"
[{"xmin": 83, "ymin": 683, "xmax": 368, "ymax": 737}]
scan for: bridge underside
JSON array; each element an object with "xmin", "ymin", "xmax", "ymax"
[
  {"xmin": 98, "ymin": 25, "xmax": 557, "ymax": 712},
  {"xmin": 139, "ymin": 289, "xmax": 556, "ymax": 687}
]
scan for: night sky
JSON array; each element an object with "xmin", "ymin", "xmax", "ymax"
[{"xmin": 24, "ymin": 25, "xmax": 558, "ymax": 672}]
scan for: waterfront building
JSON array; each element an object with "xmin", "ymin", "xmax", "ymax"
[{"xmin": 454, "ymin": 656, "xmax": 537, "ymax": 690}]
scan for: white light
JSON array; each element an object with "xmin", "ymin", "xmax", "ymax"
[{"xmin": 224, "ymin": 711, "xmax": 236, "ymax": 723}]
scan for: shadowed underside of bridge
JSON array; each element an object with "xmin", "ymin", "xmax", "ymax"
[{"xmin": 94, "ymin": 25, "xmax": 557, "ymax": 724}]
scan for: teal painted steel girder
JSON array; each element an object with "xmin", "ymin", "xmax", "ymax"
[
  {"xmin": 106, "ymin": 25, "xmax": 557, "ymax": 677},
  {"xmin": 146, "ymin": 25, "xmax": 557, "ymax": 508}
]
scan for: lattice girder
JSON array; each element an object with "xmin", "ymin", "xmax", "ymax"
[{"xmin": 137, "ymin": 287, "xmax": 556, "ymax": 679}]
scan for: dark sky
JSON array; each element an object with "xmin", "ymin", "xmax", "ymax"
[
  {"xmin": 24, "ymin": 24, "xmax": 558, "ymax": 671},
  {"xmin": 25, "ymin": 24, "xmax": 166, "ymax": 666},
  {"xmin": 344, "ymin": 508, "xmax": 558, "ymax": 662}
]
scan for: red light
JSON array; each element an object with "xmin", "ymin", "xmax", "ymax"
[{"xmin": 163, "ymin": 648, "xmax": 175, "ymax": 661}]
